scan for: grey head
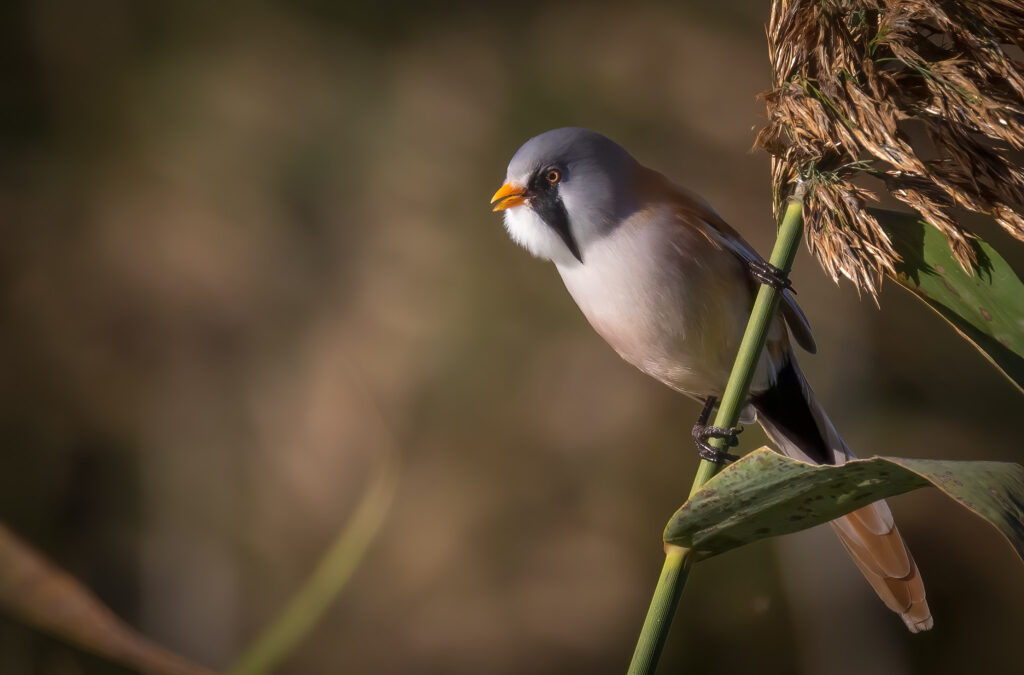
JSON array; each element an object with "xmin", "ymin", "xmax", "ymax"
[{"xmin": 491, "ymin": 127, "xmax": 641, "ymax": 266}]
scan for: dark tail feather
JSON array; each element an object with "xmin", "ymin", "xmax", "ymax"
[
  {"xmin": 750, "ymin": 356, "xmax": 847, "ymax": 466},
  {"xmin": 751, "ymin": 354, "xmax": 933, "ymax": 632}
]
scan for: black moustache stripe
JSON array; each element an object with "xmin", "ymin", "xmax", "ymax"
[{"xmin": 531, "ymin": 188, "xmax": 582, "ymax": 263}]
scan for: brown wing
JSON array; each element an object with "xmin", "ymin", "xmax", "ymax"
[{"xmin": 635, "ymin": 166, "xmax": 817, "ymax": 353}]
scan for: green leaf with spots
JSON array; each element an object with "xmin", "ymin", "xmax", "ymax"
[
  {"xmin": 874, "ymin": 208, "xmax": 1024, "ymax": 394},
  {"xmin": 664, "ymin": 448, "xmax": 1024, "ymax": 561}
]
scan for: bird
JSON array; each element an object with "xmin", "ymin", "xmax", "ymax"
[{"xmin": 490, "ymin": 126, "xmax": 932, "ymax": 632}]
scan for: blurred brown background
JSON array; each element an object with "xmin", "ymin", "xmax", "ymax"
[{"xmin": 2, "ymin": 1, "xmax": 1023, "ymax": 673}]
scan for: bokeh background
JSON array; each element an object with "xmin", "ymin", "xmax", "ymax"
[{"xmin": 2, "ymin": 1, "xmax": 1023, "ymax": 673}]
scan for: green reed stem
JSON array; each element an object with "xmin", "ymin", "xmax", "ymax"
[
  {"xmin": 230, "ymin": 452, "xmax": 398, "ymax": 675},
  {"xmin": 627, "ymin": 185, "xmax": 806, "ymax": 675}
]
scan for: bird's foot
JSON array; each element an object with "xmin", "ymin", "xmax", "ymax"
[
  {"xmin": 692, "ymin": 424, "xmax": 742, "ymax": 464},
  {"xmin": 749, "ymin": 260, "xmax": 793, "ymax": 292},
  {"xmin": 692, "ymin": 397, "xmax": 741, "ymax": 465}
]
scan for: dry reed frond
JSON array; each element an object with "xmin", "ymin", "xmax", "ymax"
[{"xmin": 757, "ymin": 0, "xmax": 1024, "ymax": 296}]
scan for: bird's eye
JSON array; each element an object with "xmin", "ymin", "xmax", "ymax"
[{"xmin": 544, "ymin": 168, "xmax": 561, "ymax": 184}]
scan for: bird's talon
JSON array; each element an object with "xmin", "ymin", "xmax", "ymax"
[
  {"xmin": 692, "ymin": 410, "xmax": 743, "ymax": 463},
  {"xmin": 694, "ymin": 439, "xmax": 740, "ymax": 465},
  {"xmin": 697, "ymin": 425, "xmax": 742, "ymax": 447},
  {"xmin": 749, "ymin": 260, "xmax": 793, "ymax": 291}
]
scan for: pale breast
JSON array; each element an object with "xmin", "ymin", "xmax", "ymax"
[{"xmin": 555, "ymin": 208, "xmax": 768, "ymax": 397}]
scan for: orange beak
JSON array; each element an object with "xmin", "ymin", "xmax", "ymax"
[{"xmin": 490, "ymin": 182, "xmax": 528, "ymax": 212}]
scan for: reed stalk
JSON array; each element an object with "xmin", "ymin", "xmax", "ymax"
[
  {"xmin": 627, "ymin": 185, "xmax": 806, "ymax": 675},
  {"xmin": 230, "ymin": 451, "xmax": 398, "ymax": 675}
]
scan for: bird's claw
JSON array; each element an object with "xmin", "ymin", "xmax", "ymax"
[
  {"xmin": 749, "ymin": 260, "xmax": 793, "ymax": 292},
  {"xmin": 692, "ymin": 423, "xmax": 742, "ymax": 465}
]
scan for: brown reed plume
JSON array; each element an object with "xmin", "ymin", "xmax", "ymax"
[{"xmin": 756, "ymin": 0, "xmax": 1024, "ymax": 296}]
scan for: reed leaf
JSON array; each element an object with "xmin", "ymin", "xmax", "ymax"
[
  {"xmin": 665, "ymin": 448, "xmax": 1024, "ymax": 562},
  {"xmin": 0, "ymin": 524, "xmax": 216, "ymax": 675},
  {"xmin": 877, "ymin": 208, "xmax": 1024, "ymax": 392}
]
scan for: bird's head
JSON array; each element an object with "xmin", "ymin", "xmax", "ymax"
[{"xmin": 491, "ymin": 127, "xmax": 640, "ymax": 265}]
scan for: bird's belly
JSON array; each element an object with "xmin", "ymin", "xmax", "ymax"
[{"xmin": 556, "ymin": 242, "xmax": 740, "ymax": 396}]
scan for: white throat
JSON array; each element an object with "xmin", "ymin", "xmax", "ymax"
[{"xmin": 503, "ymin": 204, "xmax": 581, "ymax": 266}]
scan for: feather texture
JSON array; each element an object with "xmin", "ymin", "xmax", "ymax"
[
  {"xmin": 755, "ymin": 356, "xmax": 933, "ymax": 632},
  {"xmin": 634, "ymin": 167, "xmax": 818, "ymax": 354},
  {"xmin": 496, "ymin": 127, "xmax": 931, "ymax": 631}
]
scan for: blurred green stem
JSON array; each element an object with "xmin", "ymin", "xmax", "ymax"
[
  {"xmin": 627, "ymin": 185, "xmax": 806, "ymax": 675},
  {"xmin": 230, "ymin": 451, "xmax": 399, "ymax": 675}
]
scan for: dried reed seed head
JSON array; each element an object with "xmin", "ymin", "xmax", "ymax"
[{"xmin": 760, "ymin": 0, "xmax": 1024, "ymax": 296}]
